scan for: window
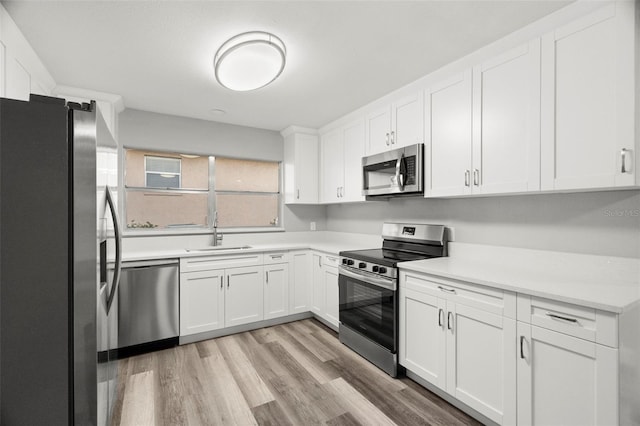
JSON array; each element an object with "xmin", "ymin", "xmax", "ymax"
[
  {"xmin": 124, "ymin": 148, "xmax": 281, "ymax": 231},
  {"xmin": 215, "ymin": 157, "xmax": 280, "ymax": 228},
  {"xmin": 145, "ymin": 156, "xmax": 181, "ymax": 188}
]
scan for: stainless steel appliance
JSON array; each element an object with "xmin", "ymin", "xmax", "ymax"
[
  {"xmin": 339, "ymin": 223, "xmax": 446, "ymax": 377},
  {"xmin": 0, "ymin": 94, "xmax": 121, "ymax": 425},
  {"xmin": 117, "ymin": 259, "xmax": 179, "ymax": 357},
  {"xmin": 362, "ymin": 143, "xmax": 424, "ymax": 198}
]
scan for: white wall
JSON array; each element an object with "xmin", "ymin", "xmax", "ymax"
[
  {"xmin": 118, "ymin": 108, "xmax": 326, "ymax": 232},
  {"xmin": 326, "ymin": 190, "xmax": 640, "ymax": 258}
]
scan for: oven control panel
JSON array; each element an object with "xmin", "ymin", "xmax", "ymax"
[{"xmin": 339, "ymin": 256, "xmax": 397, "ymax": 280}]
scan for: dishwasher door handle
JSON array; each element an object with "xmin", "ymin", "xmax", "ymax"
[{"xmin": 122, "ymin": 259, "xmax": 179, "ymax": 269}]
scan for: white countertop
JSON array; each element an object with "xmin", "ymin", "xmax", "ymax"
[
  {"xmin": 401, "ymin": 243, "xmax": 640, "ymax": 313},
  {"xmin": 121, "ymin": 237, "xmax": 376, "ymax": 263}
]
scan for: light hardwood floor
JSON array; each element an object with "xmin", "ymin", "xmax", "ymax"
[{"xmin": 111, "ymin": 319, "xmax": 482, "ymax": 426}]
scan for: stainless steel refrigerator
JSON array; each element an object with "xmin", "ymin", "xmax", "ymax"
[{"xmin": 0, "ymin": 94, "xmax": 122, "ymax": 425}]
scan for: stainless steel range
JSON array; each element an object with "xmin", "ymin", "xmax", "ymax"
[{"xmin": 338, "ymin": 223, "xmax": 446, "ymax": 377}]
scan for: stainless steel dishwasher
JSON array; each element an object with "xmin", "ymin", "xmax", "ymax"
[{"xmin": 117, "ymin": 259, "xmax": 179, "ymax": 357}]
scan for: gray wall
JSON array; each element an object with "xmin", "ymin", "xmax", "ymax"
[
  {"xmin": 119, "ymin": 108, "xmax": 283, "ymax": 161},
  {"xmin": 326, "ymin": 190, "xmax": 640, "ymax": 258},
  {"xmin": 118, "ymin": 109, "xmax": 325, "ymax": 232}
]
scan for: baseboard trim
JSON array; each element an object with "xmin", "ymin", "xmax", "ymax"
[
  {"xmin": 405, "ymin": 369, "xmax": 499, "ymax": 426},
  {"xmin": 179, "ymin": 312, "xmax": 313, "ymax": 345}
]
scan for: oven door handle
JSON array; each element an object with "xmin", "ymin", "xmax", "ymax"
[{"xmin": 339, "ymin": 266, "xmax": 396, "ymax": 291}]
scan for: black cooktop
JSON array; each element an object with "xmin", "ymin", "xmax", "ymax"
[{"xmin": 339, "ymin": 248, "xmax": 438, "ymax": 267}]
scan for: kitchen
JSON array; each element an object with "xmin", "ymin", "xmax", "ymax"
[{"xmin": 0, "ymin": 0, "xmax": 639, "ymax": 425}]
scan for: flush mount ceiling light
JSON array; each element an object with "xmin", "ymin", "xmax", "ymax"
[{"xmin": 214, "ymin": 31, "xmax": 286, "ymax": 92}]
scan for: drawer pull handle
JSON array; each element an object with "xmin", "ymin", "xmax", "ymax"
[
  {"xmin": 545, "ymin": 312, "xmax": 578, "ymax": 323},
  {"xmin": 438, "ymin": 308, "xmax": 444, "ymax": 327},
  {"xmin": 271, "ymin": 255, "xmax": 283, "ymax": 259},
  {"xmin": 447, "ymin": 312, "xmax": 453, "ymax": 331},
  {"xmin": 220, "ymin": 276, "xmax": 223, "ymax": 289},
  {"xmin": 520, "ymin": 336, "xmax": 525, "ymax": 359},
  {"xmin": 438, "ymin": 285, "xmax": 456, "ymax": 294}
]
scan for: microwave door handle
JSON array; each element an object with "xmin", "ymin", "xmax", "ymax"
[
  {"xmin": 105, "ymin": 186, "xmax": 123, "ymax": 314},
  {"xmin": 395, "ymin": 155, "xmax": 405, "ymax": 191}
]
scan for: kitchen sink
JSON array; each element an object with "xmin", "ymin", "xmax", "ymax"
[{"xmin": 186, "ymin": 245, "xmax": 252, "ymax": 252}]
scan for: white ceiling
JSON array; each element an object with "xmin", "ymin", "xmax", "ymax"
[{"xmin": 3, "ymin": 1, "xmax": 571, "ymax": 132}]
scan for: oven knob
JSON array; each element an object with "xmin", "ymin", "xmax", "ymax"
[
  {"xmin": 358, "ymin": 262, "xmax": 366, "ymax": 269},
  {"xmin": 342, "ymin": 258, "xmax": 348, "ymax": 265},
  {"xmin": 347, "ymin": 259, "xmax": 354, "ymax": 266},
  {"xmin": 372, "ymin": 265, "xmax": 379, "ymax": 273},
  {"xmin": 379, "ymin": 267, "xmax": 387, "ymax": 274}
]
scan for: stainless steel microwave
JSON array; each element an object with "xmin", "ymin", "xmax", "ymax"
[{"xmin": 362, "ymin": 143, "xmax": 424, "ymax": 198}]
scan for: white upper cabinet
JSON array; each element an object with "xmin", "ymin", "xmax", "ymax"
[
  {"xmin": 426, "ymin": 39, "xmax": 540, "ymax": 197},
  {"xmin": 366, "ymin": 92, "xmax": 424, "ymax": 155},
  {"xmin": 0, "ymin": 5, "xmax": 55, "ymax": 100},
  {"xmin": 472, "ymin": 39, "xmax": 541, "ymax": 195},
  {"xmin": 282, "ymin": 127, "xmax": 319, "ymax": 204},
  {"xmin": 541, "ymin": 3, "xmax": 637, "ymax": 190},
  {"xmin": 320, "ymin": 127, "xmax": 344, "ymax": 203},
  {"xmin": 342, "ymin": 120, "xmax": 366, "ymax": 201},
  {"xmin": 425, "ymin": 71, "xmax": 473, "ymax": 197},
  {"xmin": 5, "ymin": 55, "xmax": 30, "ymax": 100},
  {"xmin": 320, "ymin": 118, "xmax": 365, "ymax": 203}
]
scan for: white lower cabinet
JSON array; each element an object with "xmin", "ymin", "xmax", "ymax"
[
  {"xmin": 289, "ymin": 250, "xmax": 311, "ymax": 314},
  {"xmin": 399, "ymin": 271, "xmax": 517, "ymax": 425},
  {"xmin": 264, "ymin": 262, "xmax": 289, "ymax": 320},
  {"xmin": 225, "ymin": 266, "xmax": 264, "ymax": 327},
  {"xmin": 516, "ymin": 294, "xmax": 620, "ymax": 426},
  {"xmin": 323, "ymin": 264, "xmax": 339, "ymax": 327},
  {"xmin": 180, "ymin": 254, "xmax": 265, "ymax": 336},
  {"xmin": 516, "ymin": 322, "xmax": 617, "ymax": 426},
  {"xmin": 310, "ymin": 252, "xmax": 340, "ymax": 328},
  {"xmin": 311, "ymin": 252, "xmax": 324, "ymax": 315},
  {"xmin": 180, "ymin": 268, "xmax": 225, "ymax": 335}
]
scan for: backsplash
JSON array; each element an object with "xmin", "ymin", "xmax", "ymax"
[{"xmin": 326, "ymin": 190, "xmax": 640, "ymax": 258}]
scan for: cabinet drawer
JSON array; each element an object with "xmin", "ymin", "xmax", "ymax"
[
  {"xmin": 181, "ymin": 253, "xmax": 264, "ymax": 273},
  {"xmin": 263, "ymin": 251, "xmax": 290, "ymax": 265},
  {"xmin": 401, "ymin": 271, "xmax": 516, "ymax": 318},
  {"xmin": 517, "ymin": 294, "xmax": 617, "ymax": 347},
  {"xmin": 323, "ymin": 253, "xmax": 340, "ymax": 268}
]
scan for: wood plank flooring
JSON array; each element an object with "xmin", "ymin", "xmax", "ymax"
[{"xmin": 111, "ymin": 319, "xmax": 482, "ymax": 426}]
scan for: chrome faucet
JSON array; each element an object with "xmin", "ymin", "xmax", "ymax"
[{"xmin": 212, "ymin": 211, "xmax": 223, "ymax": 246}]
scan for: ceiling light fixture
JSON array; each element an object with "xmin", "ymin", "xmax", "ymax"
[{"xmin": 214, "ymin": 31, "xmax": 286, "ymax": 92}]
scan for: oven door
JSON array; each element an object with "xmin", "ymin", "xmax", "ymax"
[{"xmin": 338, "ymin": 266, "xmax": 397, "ymax": 352}]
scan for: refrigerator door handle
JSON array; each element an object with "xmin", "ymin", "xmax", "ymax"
[{"xmin": 106, "ymin": 186, "xmax": 122, "ymax": 314}]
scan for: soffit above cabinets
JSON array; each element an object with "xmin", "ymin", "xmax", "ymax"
[{"xmin": 2, "ymin": 1, "xmax": 570, "ymax": 131}]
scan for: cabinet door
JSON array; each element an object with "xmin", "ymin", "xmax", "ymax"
[
  {"xmin": 284, "ymin": 133, "xmax": 318, "ymax": 204},
  {"xmin": 225, "ymin": 266, "xmax": 264, "ymax": 327},
  {"xmin": 472, "ymin": 39, "xmax": 541, "ymax": 195},
  {"xmin": 342, "ymin": 119, "xmax": 366, "ymax": 202},
  {"xmin": 392, "ymin": 92, "xmax": 424, "ymax": 148},
  {"xmin": 426, "ymin": 71, "xmax": 473, "ymax": 197},
  {"xmin": 311, "ymin": 253, "xmax": 324, "ymax": 315},
  {"xmin": 320, "ymin": 128, "xmax": 344, "ymax": 203},
  {"xmin": 289, "ymin": 251, "xmax": 311, "ymax": 314},
  {"xmin": 264, "ymin": 263, "xmax": 289, "ymax": 320},
  {"xmin": 294, "ymin": 134, "xmax": 319, "ymax": 203},
  {"xmin": 365, "ymin": 106, "xmax": 392, "ymax": 155},
  {"xmin": 399, "ymin": 288, "xmax": 447, "ymax": 390},
  {"xmin": 323, "ymin": 265, "xmax": 340, "ymax": 328},
  {"xmin": 179, "ymin": 269, "xmax": 225, "ymax": 335},
  {"xmin": 517, "ymin": 323, "xmax": 618, "ymax": 426},
  {"xmin": 541, "ymin": 4, "xmax": 635, "ymax": 190},
  {"xmin": 5, "ymin": 55, "xmax": 31, "ymax": 101},
  {"xmin": 447, "ymin": 303, "xmax": 516, "ymax": 425}
]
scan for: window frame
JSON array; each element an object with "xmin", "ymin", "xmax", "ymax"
[
  {"xmin": 122, "ymin": 147, "xmax": 284, "ymax": 235},
  {"xmin": 143, "ymin": 155, "xmax": 182, "ymax": 189}
]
